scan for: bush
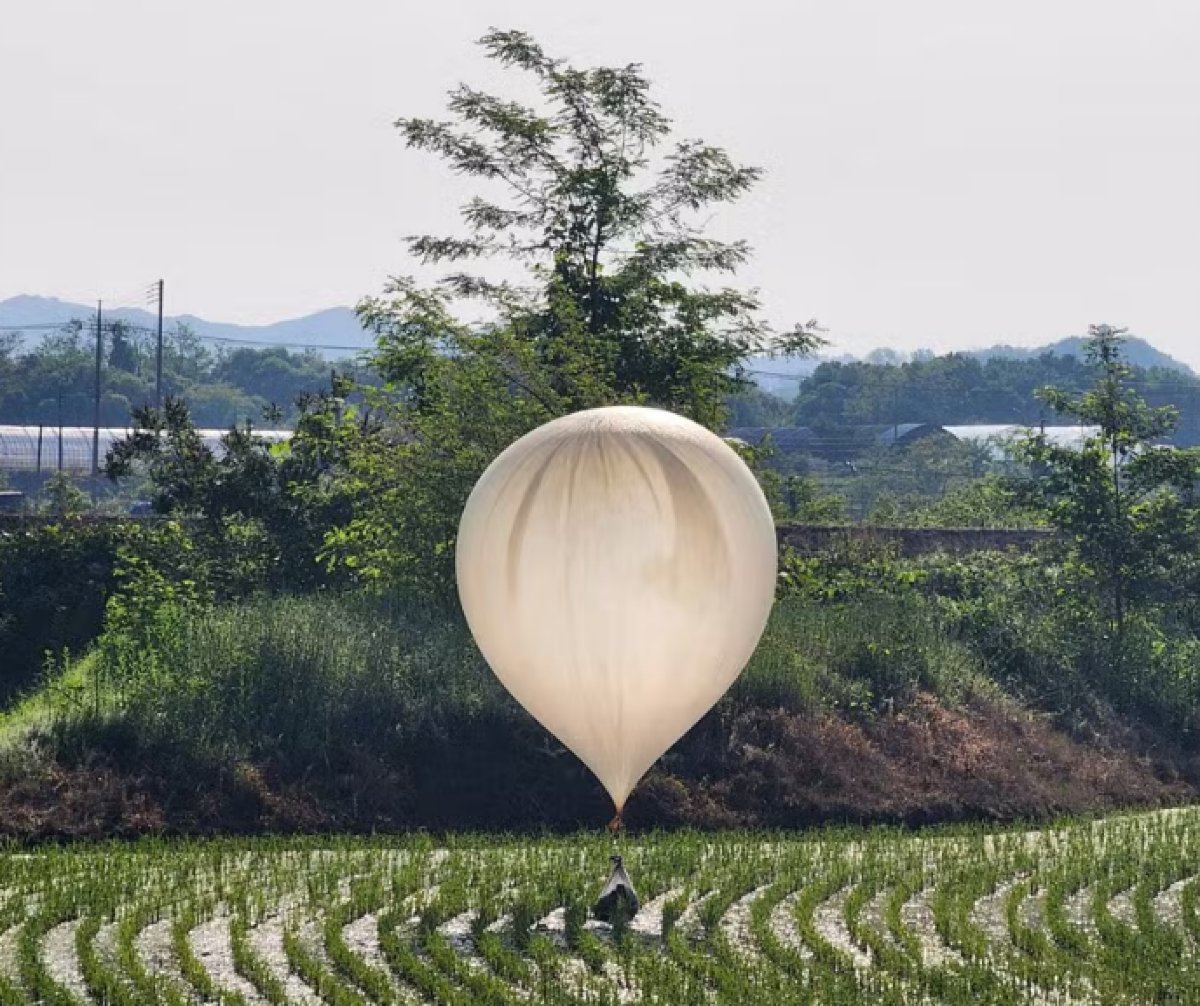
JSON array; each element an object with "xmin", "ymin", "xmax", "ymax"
[
  {"xmin": 919, "ymin": 549, "xmax": 1200, "ymax": 738},
  {"xmin": 737, "ymin": 594, "xmax": 987, "ymax": 716},
  {"xmin": 0, "ymin": 522, "xmax": 156, "ymax": 702},
  {"xmin": 43, "ymin": 585, "xmax": 995, "ymax": 777},
  {"xmin": 20, "ymin": 537, "xmax": 1200, "ymax": 823},
  {"xmin": 0, "ymin": 519, "xmax": 224, "ymax": 707},
  {"xmin": 89, "ymin": 593, "xmax": 507, "ymax": 769}
]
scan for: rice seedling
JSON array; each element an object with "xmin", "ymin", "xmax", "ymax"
[{"xmin": 0, "ymin": 808, "xmax": 1196, "ymax": 1004}]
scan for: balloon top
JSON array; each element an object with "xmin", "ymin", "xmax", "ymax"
[{"xmin": 518, "ymin": 405, "xmax": 720, "ymax": 444}]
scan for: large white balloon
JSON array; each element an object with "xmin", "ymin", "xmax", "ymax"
[{"xmin": 456, "ymin": 406, "xmax": 777, "ymax": 813}]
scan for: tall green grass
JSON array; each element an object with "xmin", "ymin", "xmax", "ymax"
[
  {"xmin": 739, "ymin": 595, "xmax": 992, "ymax": 714},
  {"xmin": 92, "ymin": 594, "xmax": 508, "ymax": 766},
  {"xmin": 10, "ymin": 589, "xmax": 995, "ymax": 773}
]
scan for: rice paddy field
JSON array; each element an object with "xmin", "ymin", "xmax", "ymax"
[{"xmin": 0, "ymin": 808, "xmax": 1197, "ymax": 1005}]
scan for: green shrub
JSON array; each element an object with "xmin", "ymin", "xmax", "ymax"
[
  {"xmin": 920, "ymin": 549, "xmax": 1200, "ymax": 737},
  {"xmin": 37, "ymin": 582, "xmax": 998, "ymax": 774},
  {"xmin": 85, "ymin": 593, "xmax": 507, "ymax": 768},
  {"xmin": 737, "ymin": 594, "xmax": 987, "ymax": 716},
  {"xmin": 0, "ymin": 520, "xmax": 201, "ymax": 704}
]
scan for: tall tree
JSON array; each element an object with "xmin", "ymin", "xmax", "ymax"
[
  {"xmin": 359, "ymin": 29, "xmax": 820, "ymax": 424},
  {"xmin": 332, "ymin": 30, "xmax": 821, "ymax": 593},
  {"xmin": 107, "ymin": 320, "xmax": 141, "ymax": 373},
  {"xmin": 105, "ymin": 389, "xmax": 367, "ymax": 594},
  {"xmin": 1021, "ymin": 325, "xmax": 1200, "ymax": 657}
]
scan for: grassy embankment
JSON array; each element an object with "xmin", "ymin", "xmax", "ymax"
[{"xmin": 0, "ymin": 580, "xmax": 1189, "ymax": 839}]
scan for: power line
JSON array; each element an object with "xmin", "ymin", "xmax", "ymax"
[
  {"xmin": 100, "ymin": 279, "xmax": 162, "ymax": 313},
  {"xmin": 187, "ymin": 333, "xmax": 372, "ymax": 351},
  {"xmin": 5, "ymin": 320, "xmax": 1199, "ymax": 385},
  {"xmin": 744, "ymin": 366, "xmax": 1200, "ymax": 390},
  {"xmin": 0, "ymin": 323, "xmax": 76, "ymax": 331},
  {"xmin": 744, "ymin": 368, "xmax": 818, "ymax": 379},
  {"xmin": 154, "ymin": 280, "xmax": 164, "ymax": 409},
  {"xmin": 0, "ymin": 319, "xmax": 371, "ymax": 352},
  {"xmin": 92, "ymin": 301, "xmax": 103, "ymax": 475}
]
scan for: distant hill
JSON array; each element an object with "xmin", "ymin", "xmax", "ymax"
[
  {"xmin": 743, "ymin": 352, "xmax": 858, "ymax": 397},
  {"xmin": 5, "ymin": 296, "xmax": 1190, "ymax": 379},
  {"xmin": 743, "ymin": 334, "xmax": 1194, "ymax": 398},
  {"xmin": 969, "ymin": 336, "xmax": 1194, "ymax": 375},
  {"xmin": 0, "ymin": 295, "xmax": 373, "ymax": 359}
]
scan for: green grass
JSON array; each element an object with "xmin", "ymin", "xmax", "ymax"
[
  {"xmin": 0, "ymin": 809, "xmax": 1196, "ymax": 1004},
  {"xmin": 6, "ymin": 590, "xmax": 994, "ymax": 764},
  {"xmin": 3, "ymin": 594, "xmax": 506, "ymax": 766},
  {"xmin": 0, "ymin": 653, "xmax": 98, "ymax": 750},
  {"xmin": 738, "ymin": 594, "xmax": 995, "ymax": 713}
]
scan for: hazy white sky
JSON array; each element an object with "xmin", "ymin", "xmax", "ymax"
[{"xmin": 2, "ymin": 1, "xmax": 1197, "ymax": 362}]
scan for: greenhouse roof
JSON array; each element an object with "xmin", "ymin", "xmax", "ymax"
[{"xmin": 0, "ymin": 425, "xmax": 291, "ymax": 473}]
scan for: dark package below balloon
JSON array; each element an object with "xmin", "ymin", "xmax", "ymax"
[{"xmin": 593, "ymin": 855, "xmax": 640, "ymax": 923}]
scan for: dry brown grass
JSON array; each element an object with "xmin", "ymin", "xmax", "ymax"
[{"xmin": 0, "ymin": 692, "xmax": 1190, "ymax": 841}]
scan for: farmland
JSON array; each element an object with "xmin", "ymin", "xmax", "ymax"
[
  {"xmin": 3, "ymin": 21, "xmax": 1200, "ymax": 1006},
  {"xmin": 1, "ymin": 807, "xmax": 1197, "ymax": 1005}
]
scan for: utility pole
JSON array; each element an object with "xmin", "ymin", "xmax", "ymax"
[
  {"xmin": 155, "ymin": 278, "xmax": 164, "ymax": 409},
  {"xmin": 93, "ymin": 300, "xmax": 103, "ymax": 476}
]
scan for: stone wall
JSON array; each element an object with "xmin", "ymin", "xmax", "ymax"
[
  {"xmin": 778, "ymin": 524, "xmax": 1054, "ymax": 556},
  {"xmin": 1, "ymin": 513, "xmax": 1056, "ymax": 556}
]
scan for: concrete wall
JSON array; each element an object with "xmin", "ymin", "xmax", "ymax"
[
  {"xmin": 0, "ymin": 513, "xmax": 1056, "ymax": 555},
  {"xmin": 778, "ymin": 524, "xmax": 1054, "ymax": 556}
]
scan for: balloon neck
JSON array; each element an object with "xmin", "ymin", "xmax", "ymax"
[{"xmin": 607, "ymin": 810, "xmax": 624, "ymax": 835}]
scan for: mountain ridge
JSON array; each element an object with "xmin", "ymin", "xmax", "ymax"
[
  {"xmin": 0, "ymin": 295, "xmax": 371, "ymax": 357},
  {"xmin": 4, "ymin": 295, "xmax": 1191, "ymax": 378},
  {"xmin": 970, "ymin": 336, "xmax": 1192, "ymax": 374},
  {"xmin": 746, "ymin": 334, "xmax": 1193, "ymax": 397}
]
